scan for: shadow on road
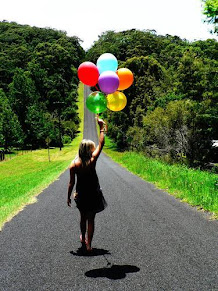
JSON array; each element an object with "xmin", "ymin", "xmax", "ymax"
[
  {"xmin": 70, "ymin": 247, "xmax": 111, "ymax": 257},
  {"xmin": 85, "ymin": 264, "xmax": 140, "ymax": 280}
]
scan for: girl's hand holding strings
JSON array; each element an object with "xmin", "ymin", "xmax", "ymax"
[{"xmin": 96, "ymin": 114, "xmax": 107, "ymax": 132}]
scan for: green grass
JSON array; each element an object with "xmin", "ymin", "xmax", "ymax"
[
  {"xmin": 0, "ymin": 83, "xmax": 84, "ymax": 230},
  {"xmin": 0, "ymin": 149, "xmax": 30, "ymax": 161},
  {"xmin": 104, "ymin": 136, "xmax": 218, "ymax": 218}
]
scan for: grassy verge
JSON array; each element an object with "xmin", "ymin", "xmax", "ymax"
[
  {"xmin": 103, "ymin": 136, "xmax": 218, "ymax": 218},
  {"xmin": 0, "ymin": 83, "xmax": 84, "ymax": 230},
  {"xmin": 0, "ymin": 149, "xmax": 32, "ymax": 161}
]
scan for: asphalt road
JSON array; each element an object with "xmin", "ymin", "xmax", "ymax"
[{"xmin": 1, "ymin": 86, "xmax": 218, "ymax": 290}]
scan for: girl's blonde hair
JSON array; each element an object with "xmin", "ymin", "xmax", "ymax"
[{"xmin": 79, "ymin": 139, "xmax": 95, "ymax": 167}]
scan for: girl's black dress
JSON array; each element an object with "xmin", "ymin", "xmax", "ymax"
[{"xmin": 74, "ymin": 161, "xmax": 107, "ymax": 213}]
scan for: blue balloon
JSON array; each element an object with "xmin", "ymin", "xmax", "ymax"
[{"xmin": 97, "ymin": 53, "xmax": 118, "ymax": 74}]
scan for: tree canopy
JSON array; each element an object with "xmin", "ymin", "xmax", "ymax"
[
  {"xmin": 0, "ymin": 22, "xmax": 217, "ymax": 168},
  {"xmin": 87, "ymin": 29, "xmax": 218, "ymax": 168},
  {"xmin": 0, "ymin": 21, "xmax": 85, "ymax": 149},
  {"xmin": 202, "ymin": 0, "xmax": 218, "ymax": 33}
]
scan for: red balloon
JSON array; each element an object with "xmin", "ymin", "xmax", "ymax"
[{"xmin": 78, "ymin": 62, "xmax": 99, "ymax": 86}]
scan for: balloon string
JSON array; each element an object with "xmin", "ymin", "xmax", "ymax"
[{"xmin": 95, "ymin": 85, "xmax": 100, "ymax": 91}]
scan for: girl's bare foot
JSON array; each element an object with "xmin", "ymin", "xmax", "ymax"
[
  {"xmin": 86, "ymin": 243, "xmax": 93, "ymax": 252},
  {"xmin": 80, "ymin": 234, "xmax": 85, "ymax": 243}
]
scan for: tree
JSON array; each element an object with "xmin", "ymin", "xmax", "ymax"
[
  {"xmin": 0, "ymin": 21, "xmax": 84, "ymax": 149},
  {"xmin": 8, "ymin": 68, "xmax": 38, "ymax": 133},
  {"xmin": 143, "ymin": 100, "xmax": 215, "ymax": 167},
  {"xmin": 202, "ymin": 0, "xmax": 218, "ymax": 33},
  {"xmin": 176, "ymin": 49, "xmax": 209, "ymax": 101},
  {"xmin": 25, "ymin": 105, "xmax": 55, "ymax": 149},
  {"xmin": 0, "ymin": 89, "xmax": 24, "ymax": 149}
]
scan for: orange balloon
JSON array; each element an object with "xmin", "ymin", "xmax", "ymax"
[{"xmin": 117, "ymin": 68, "xmax": 134, "ymax": 90}]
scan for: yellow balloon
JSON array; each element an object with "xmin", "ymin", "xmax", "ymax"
[{"xmin": 107, "ymin": 91, "xmax": 127, "ymax": 111}]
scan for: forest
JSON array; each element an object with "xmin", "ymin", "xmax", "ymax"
[
  {"xmin": 86, "ymin": 29, "xmax": 218, "ymax": 168},
  {"xmin": 0, "ymin": 21, "xmax": 85, "ymax": 150},
  {"xmin": 0, "ymin": 21, "xmax": 217, "ymax": 169}
]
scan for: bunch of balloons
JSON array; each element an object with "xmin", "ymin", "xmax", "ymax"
[{"xmin": 77, "ymin": 53, "xmax": 134, "ymax": 114}]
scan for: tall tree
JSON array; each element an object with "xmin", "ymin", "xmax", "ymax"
[
  {"xmin": 176, "ymin": 49, "xmax": 209, "ymax": 101},
  {"xmin": 8, "ymin": 68, "xmax": 38, "ymax": 133},
  {"xmin": 0, "ymin": 89, "xmax": 24, "ymax": 149},
  {"xmin": 0, "ymin": 21, "xmax": 84, "ymax": 149}
]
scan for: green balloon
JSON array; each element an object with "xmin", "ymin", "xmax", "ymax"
[{"xmin": 86, "ymin": 91, "xmax": 107, "ymax": 114}]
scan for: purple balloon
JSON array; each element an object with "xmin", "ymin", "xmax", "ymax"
[{"xmin": 98, "ymin": 71, "xmax": 119, "ymax": 94}]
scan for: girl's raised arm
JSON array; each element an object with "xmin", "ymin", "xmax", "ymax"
[{"xmin": 92, "ymin": 116, "xmax": 106, "ymax": 160}]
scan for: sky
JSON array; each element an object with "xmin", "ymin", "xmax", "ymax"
[{"xmin": 0, "ymin": 0, "xmax": 216, "ymax": 50}]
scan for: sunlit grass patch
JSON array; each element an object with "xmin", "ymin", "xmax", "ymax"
[
  {"xmin": 104, "ymin": 136, "xmax": 218, "ymax": 218},
  {"xmin": 0, "ymin": 83, "xmax": 84, "ymax": 230}
]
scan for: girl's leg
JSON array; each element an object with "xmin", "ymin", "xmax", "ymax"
[
  {"xmin": 87, "ymin": 212, "xmax": 96, "ymax": 251},
  {"xmin": 80, "ymin": 211, "xmax": 87, "ymax": 242}
]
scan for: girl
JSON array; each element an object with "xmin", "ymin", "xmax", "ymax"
[{"xmin": 67, "ymin": 116, "xmax": 107, "ymax": 252}]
